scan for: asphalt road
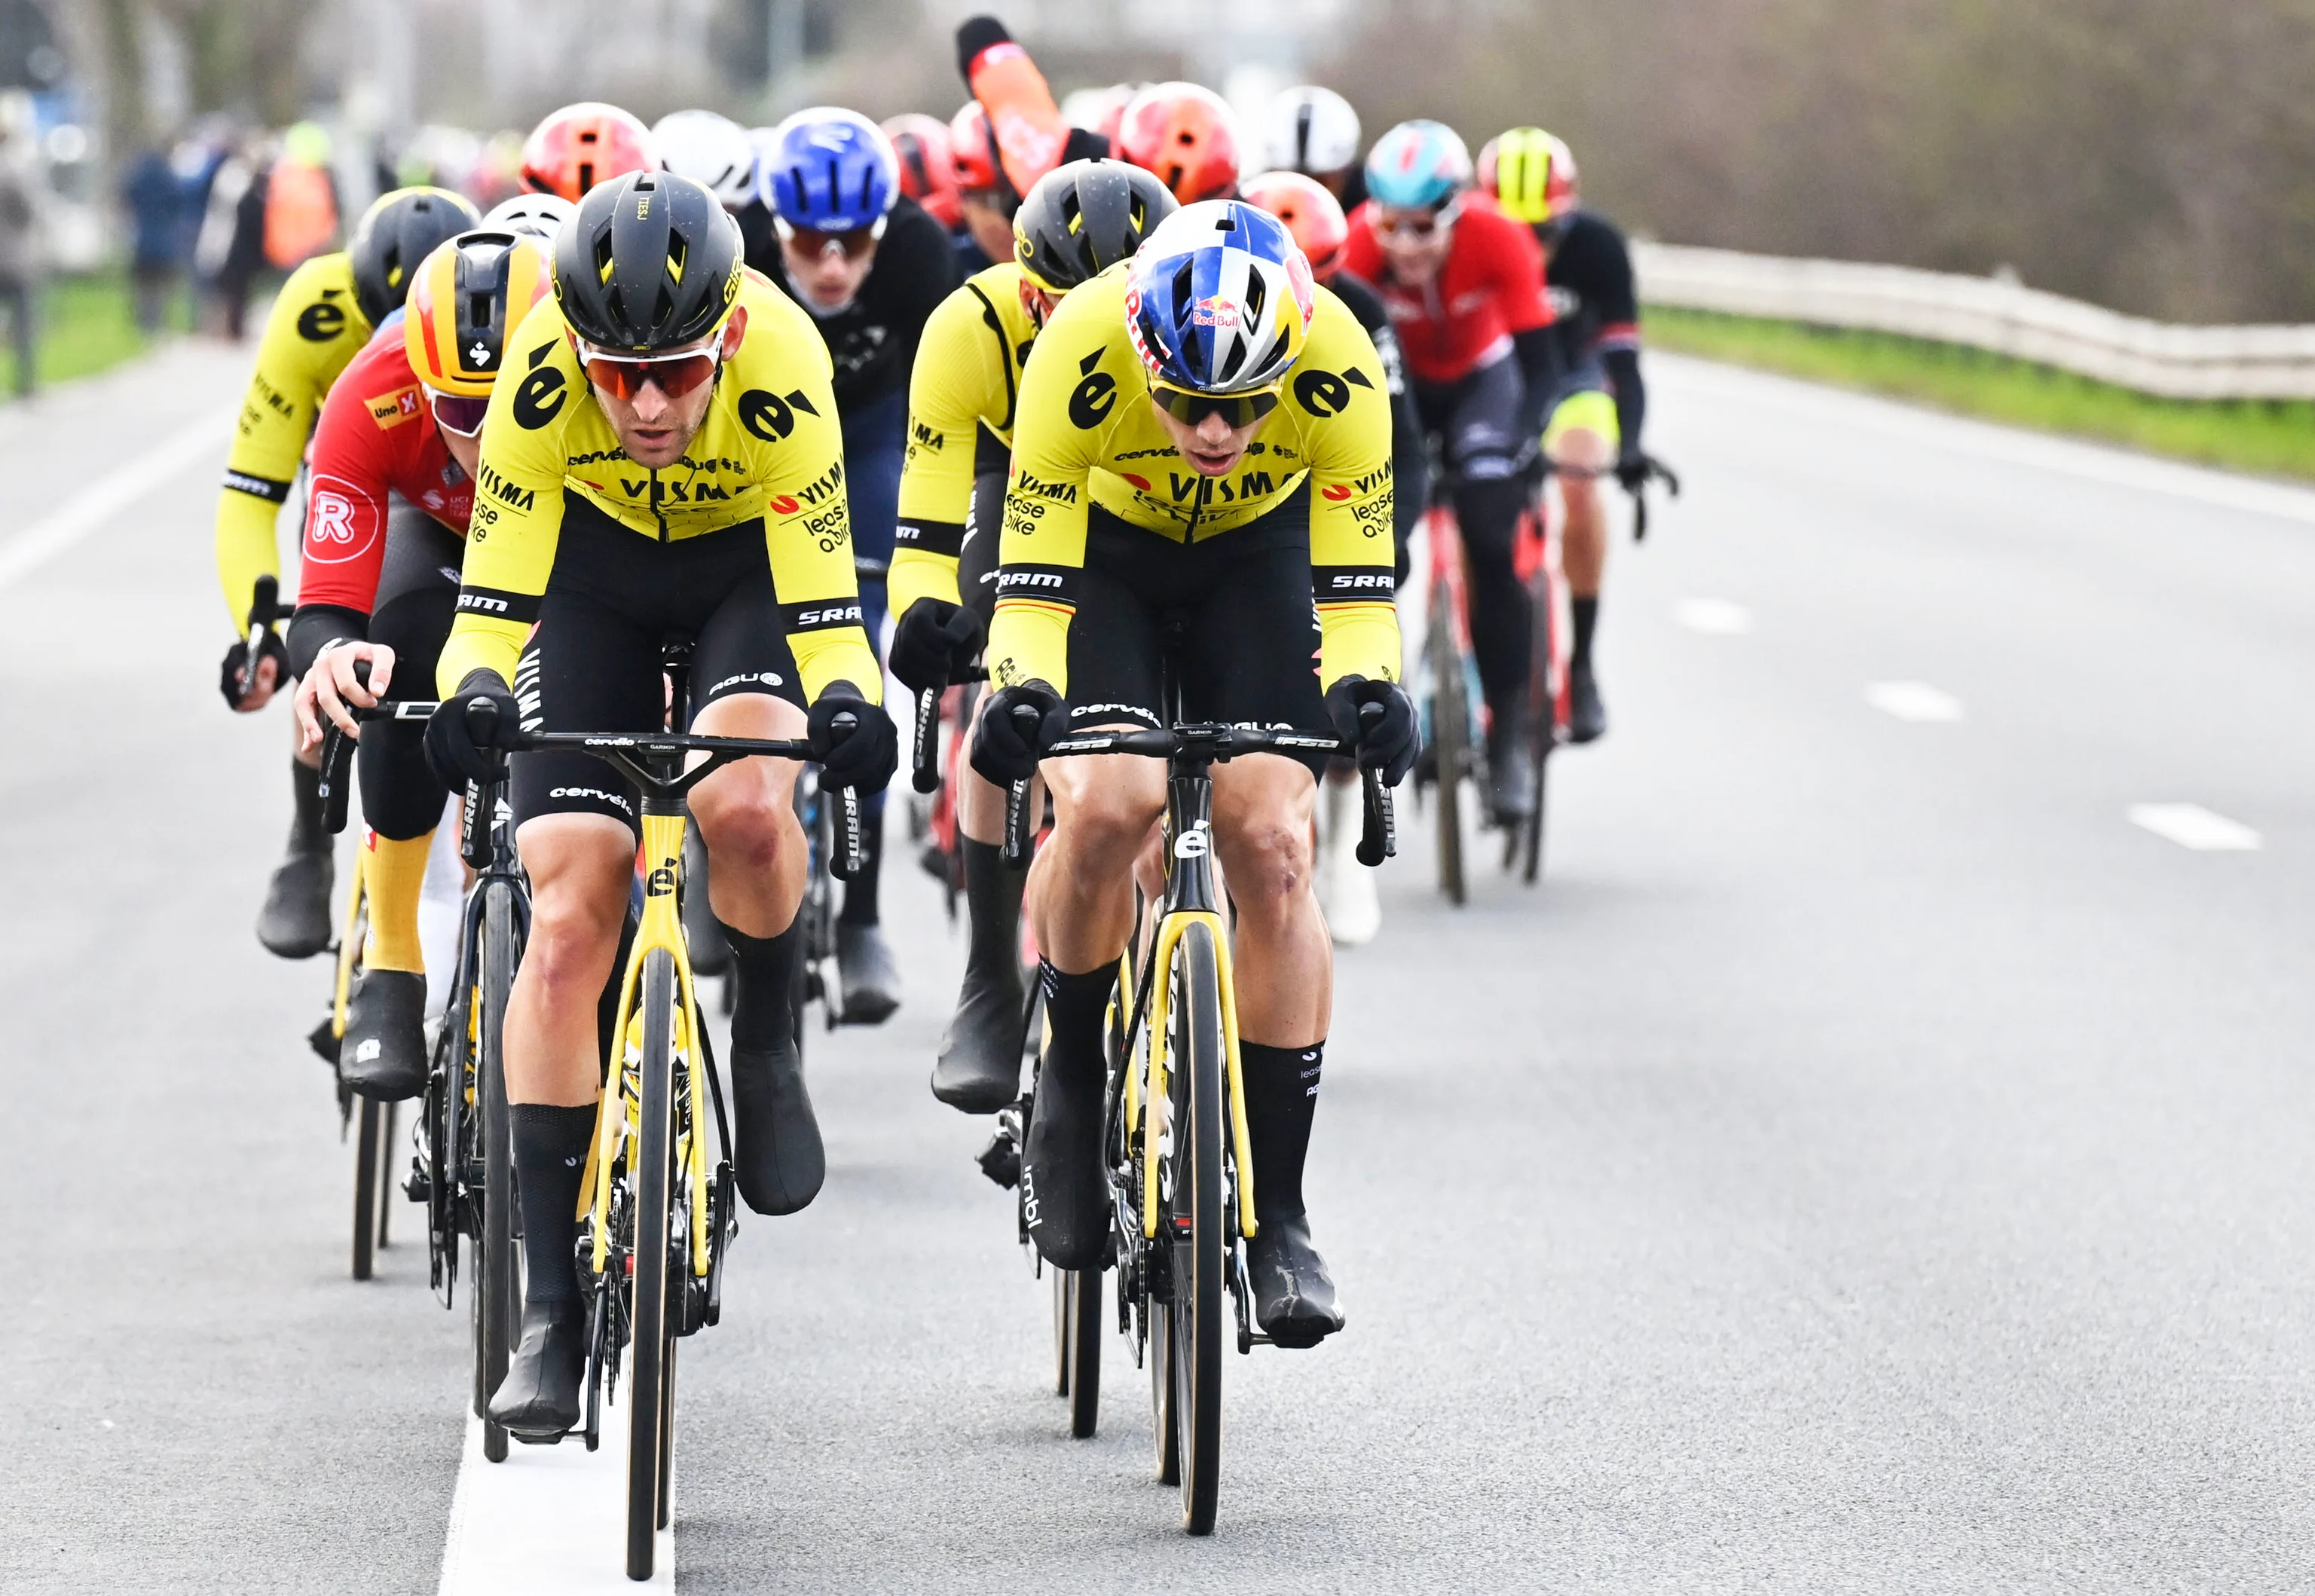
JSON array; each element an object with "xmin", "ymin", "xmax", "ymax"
[{"xmin": 6, "ymin": 341, "xmax": 2315, "ymax": 1593}]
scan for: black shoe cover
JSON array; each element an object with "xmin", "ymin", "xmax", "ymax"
[
  {"xmin": 340, "ymin": 968, "xmax": 429, "ymax": 1100},
  {"xmin": 1021, "ymin": 1044, "xmax": 1108, "ymax": 1270},
  {"xmin": 257, "ymin": 847, "xmax": 335, "ymax": 959},
  {"xmin": 729, "ymin": 1038, "xmax": 824, "ymax": 1215},
  {"xmin": 836, "ymin": 922, "xmax": 901, "ymax": 1025},
  {"xmin": 1246, "ymin": 1212, "xmax": 1345, "ymax": 1348},
  {"xmin": 1567, "ymin": 660, "xmax": 1607, "ymax": 744},
  {"xmin": 488, "ymin": 1297, "xmax": 587, "ymax": 1439},
  {"xmin": 932, "ymin": 964, "xmax": 1026, "ymax": 1113},
  {"xmin": 1485, "ymin": 717, "xmax": 1536, "ymax": 824}
]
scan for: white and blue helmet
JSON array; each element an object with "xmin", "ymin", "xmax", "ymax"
[{"xmin": 1125, "ymin": 200, "xmax": 1316, "ymax": 395}]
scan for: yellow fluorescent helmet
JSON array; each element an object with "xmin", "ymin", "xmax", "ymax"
[
  {"xmin": 1482, "ymin": 127, "xmax": 1578, "ymax": 225},
  {"xmin": 404, "ymin": 229, "xmax": 555, "ymax": 398}
]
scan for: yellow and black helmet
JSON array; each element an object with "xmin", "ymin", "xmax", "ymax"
[
  {"xmin": 403, "ymin": 229, "xmax": 554, "ymax": 398},
  {"xmin": 348, "ymin": 186, "xmax": 482, "ymax": 326},
  {"xmin": 552, "ymin": 170, "xmax": 741, "ymax": 353}
]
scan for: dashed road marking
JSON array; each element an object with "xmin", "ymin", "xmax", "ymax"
[
  {"xmin": 0, "ymin": 409, "xmax": 230, "ymax": 591},
  {"xmin": 1676, "ymin": 598, "xmax": 1753, "ymax": 634},
  {"xmin": 2127, "ymin": 804, "xmax": 2261, "ymax": 852},
  {"xmin": 1865, "ymin": 681, "xmax": 1964, "ymax": 722}
]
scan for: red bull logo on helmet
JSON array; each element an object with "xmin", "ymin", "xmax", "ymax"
[{"xmin": 1191, "ymin": 293, "xmax": 1241, "ymax": 330}]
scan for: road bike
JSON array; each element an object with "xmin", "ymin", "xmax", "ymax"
[{"xmin": 992, "ymin": 651, "xmax": 1395, "ymax": 1533}]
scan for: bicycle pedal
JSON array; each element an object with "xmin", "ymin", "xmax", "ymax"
[
  {"xmin": 509, "ymin": 1427, "xmax": 570, "ymax": 1447},
  {"xmin": 974, "ymin": 1124, "xmax": 1021, "ymax": 1189},
  {"xmin": 307, "ymin": 1016, "xmax": 341, "ymax": 1066},
  {"xmin": 402, "ymin": 1163, "xmax": 433, "ymax": 1204}
]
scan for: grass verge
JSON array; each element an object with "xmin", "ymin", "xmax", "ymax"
[
  {"xmin": 0, "ymin": 271, "xmax": 184, "ymax": 394},
  {"xmin": 1645, "ymin": 304, "xmax": 2315, "ymax": 482}
]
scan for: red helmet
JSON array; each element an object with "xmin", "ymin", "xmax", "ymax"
[
  {"xmin": 1240, "ymin": 169, "xmax": 1349, "ymax": 280},
  {"xmin": 1115, "ymin": 82, "xmax": 1243, "ymax": 205},
  {"xmin": 882, "ymin": 114, "xmax": 962, "ymax": 228},
  {"xmin": 949, "ymin": 101, "xmax": 1004, "ymax": 194},
  {"xmin": 520, "ymin": 102, "xmax": 656, "ymax": 202}
]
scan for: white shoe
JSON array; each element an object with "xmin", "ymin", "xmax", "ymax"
[{"xmin": 1326, "ymin": 802, "xmax": 1381, "ymax": 946}]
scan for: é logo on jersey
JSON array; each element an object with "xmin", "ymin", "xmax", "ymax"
[
  {"xmin": 1292, "ymin": 365, "xmax": 1372, "ymax": 418},
  {"xmin": 1068, "ymin": 350, "xmax": 1115, "ymax": 430},
  {"xmin": 513, "ymin": 365, "xmax": 567, "ymax": 430},
  {"xmin": 296, "ymin": 301, "xmax": 346, "ymax": 343},
  {"xmin": 741, "ymin": 388, "xmax": 821, "ymax": 443}
]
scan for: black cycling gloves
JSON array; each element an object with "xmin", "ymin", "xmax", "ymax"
[
  {"xmin": 888, "ymin": 598, "xmax": 986, "ymax": 695},
  {"xmin": 808, "ymin": 681, "xmax": 899, "ymax": 793},
  {"xmin": 424, "ymin": 670, "xmax": 521, "ymax": 785},
  {"xmin": 1324, "ymin": 675, "xmax": 1418, "ymax": 787},
  {"xmin": 219, "ymin": 629, "xmax": 289, "ymax": 709},
  {"xmin": 970, "ymin": 680, "xmax": 1068, "ymax": 785}
]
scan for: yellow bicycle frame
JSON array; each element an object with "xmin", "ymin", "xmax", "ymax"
[
  {"xmin": 583, "ymin": 811, "xmax": 714, "ymax": 1283},
  {"xmin": 1126, "ymin": 901, "xmax": 1258, "ymax": 1244},
  {"xmin": 329, "ymin": 851, "xmax": 366, "ymax": 1039}
]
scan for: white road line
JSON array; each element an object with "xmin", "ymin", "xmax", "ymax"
[
  {"xmin": 0, "ymin": 408, "xmax": 231, "ymax": 592},
  {"xmin": 2127, "ymin": 803, "xmax": 2261, "ymax": 852},
  {"xmin": 437, "ymin": 1378, "xmax": 672, "ymax": 1594},
  {"xmin": 1676, "ymin": 597, "xmax": 1754, "ymax": 634},
  {"xmin": 1865, "ymin": 680, "xmax": 1964, "ymax": 722}
]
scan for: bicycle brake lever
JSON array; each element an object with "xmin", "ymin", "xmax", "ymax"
[
  {"xmin": 911, "ymin": 685, "xmax": 942, "ymax": 794},
  {"xmin": 830, "ymin": 782, "xmax": 866, "ymax": 881},
  {"xmin": 1002, "ymin": 777, "xmax": 1033, "ymax": 869},
  {"xmin": 1356, "ymin": 766, "xmax": 1396, "ymax": 867}
]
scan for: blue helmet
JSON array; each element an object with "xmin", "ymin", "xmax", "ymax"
[
  {"xmin": 1363, "ymin": 118, "xmax": 1472, "ymax": 210},
  {"xmin": 760, "ymin": 107, "xmax": 898, "ymax": 231},
  {"xmin": 1125, "ymin": 200, "xmax": 1315, "ymax": 396}
]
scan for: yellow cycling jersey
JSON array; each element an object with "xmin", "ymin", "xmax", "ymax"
[
  {"xmin": 214, "ymin": 251, "xmax": 373, "ymax": 630},
  {"xmin": 985, "ymin": 265, "xmax": 1399, "ymax": 699},
  {"xmin": 437, "ymin": 273, "xmax": 879, "ymax": 705},
  {"xmin": 890, "ymin": 262, "xmax": 1041, "ymax": 620}
]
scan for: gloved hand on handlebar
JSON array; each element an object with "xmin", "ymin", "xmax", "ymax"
[
  {"xmin": 1324, "ymin": 674, "xmax": 1418, "ymax": 787},
  {"xmin": 807, "ymin": 681, "xmax": 899, "ymax": 792},
  {"xmin": 888, "ymin": 598, "xmax": 986, "ymax": 694},
  {"xmin": 424, "ymin": 670, "xmax": 521, "ymax": 786},
  {"xmin": 219, "ymin": 629, "xmax": 289, "ymax": 711},
  {"xmin": 969, "ymin": 680, "xmax": 1067, "ymax": 785},
  {"xmin": 1615, "ymin": 447, "xmax": 1653, "ymax": 494}
]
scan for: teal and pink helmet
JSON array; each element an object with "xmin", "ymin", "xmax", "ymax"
[{"xmin": 1362, "ymin": 118, "xmax": 1472, "ymax": 210}]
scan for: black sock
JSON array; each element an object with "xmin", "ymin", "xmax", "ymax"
[
  {"xmin": 724, "ymin": 923, "xmax": 800, "ymax": 1052},
  {"xmin": 962, "ymin": 839, "xmax": 1026, "ymax": 983},
  {"xmin": 289, "ymin": 757, "xmax": 327, "ymax": 853},
  {"xmin": 1039, "ymin": 960, "xmax": 1114, "ymax": 1082},
  {"xmin": 1240, "ymin": 1041, "xmax": 1323, "ymax": 1223},
  {"xmin": 511, "ymin": 1103, "xmax": 597, "ymax": 1305},
  {"xmin": 837, "ymin": 787, "xmax": 885, "ymax": 925},
  {"xmin": 1571, "ymin": 596, "xmax": 1600, "ymax": 671}
]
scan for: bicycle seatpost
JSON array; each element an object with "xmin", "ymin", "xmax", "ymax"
[
  {"xmin": 911, "ymin": 685, "xmax": 943, "ymax": 794},
  {"xmin": 825, "ymin": 712, "xmax": 869, "ymax": 881},
  {"xmin": 317, "ymin": 656, "xmax": 369, "ymax": 836}
]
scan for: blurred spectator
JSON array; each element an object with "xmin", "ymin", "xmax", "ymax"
[
  {"xmin": 0, "ymin": 123, "xmax": 39, "ymax": 397},
  {"xmin": 262, "ymin": 121, "xmax": 339, "ymax": 271},
  {"xmin": 121, "ymin": 147, "xmax": 185, "ymax": 333},
  {"xmin": 195, "ymin": 136, "xmax": 271, "ymax": 341}
]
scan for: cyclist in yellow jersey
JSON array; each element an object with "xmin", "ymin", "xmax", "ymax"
[
  {"xmin": 421, "ymin": 173, "xmax": 895, "ymax": 1439},
  {"xmin": 970, "ymin": 200, "xmax": 1417, "ymax": 1348},
  {"xmin": 886, "ymin": 159, "xmax": 1178, "ymax": 1114},
  {"xmin": 216, "ymin": 186, "xmax": 479, "ymax": 959}
]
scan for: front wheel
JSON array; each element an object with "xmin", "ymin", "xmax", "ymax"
[
  {"xmin": 1167, "ymin": 922, "xmax": 1227, "ymax": 1534},
  {"xmin": 1056, "ymin": 1267, "xmax": 1102, "ymax": 1438},
  {"xmin": 1427, "ymin": 586, "xmax": 1469, "ymax": 907},
  {"xmin": 476, "ymin": 881, "xmax": 521, "ymax": 1466},
  {"xmin": 626, "ymin": 948, "xmax": 679, "ymax": 1581},
  {"xmin": 352, "ymin": 1098, "xmax": 383, "ymax": 1281}
]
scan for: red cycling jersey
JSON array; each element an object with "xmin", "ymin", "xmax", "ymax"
[
  {"xmin": 298, "ymin": 326, "xmax": 475, "ymax": 615},
  {"xmin": 1340, "ymin": 198, "xmax": 1552, "ymax": 387}
]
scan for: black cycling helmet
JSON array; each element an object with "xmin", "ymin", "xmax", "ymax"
[
  {"xmin": 1012, "ymin": 158, "xmax": 1180, "ymax": 295},
  {"xmin": 347, "ymin": 186, "xmax": 482, "ymax": 326},
  {"xmin": 552, "ymin": 170, "xmax": 742, "ymax": 353}
]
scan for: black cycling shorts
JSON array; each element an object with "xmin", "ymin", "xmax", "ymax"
[
  {"xmin": 360, "ymin": 505, "xmax": 464, "ymax": 840},
  {"xmin": 512, "ymin": 494, "xmax": 807, "ymax": 836},
  {"xmin": 1412, "ymin": 353, "xmax": 1526, "ymax": 482},
  {"xmin": 1060, "ymin": 482, "xmax": 1329, "ymax": 781}
]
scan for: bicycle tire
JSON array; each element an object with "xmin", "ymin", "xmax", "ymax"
[
  {"xmin": 477, "ymin": 880, "xmax": 520, "ymax": 1466},
  {"xmin": 1149, "ymin": 1289, "xmax": 1179, "ymax": 1484},
  {"xmin": 1427, "ymin": 586, "xmax": 1469, "ymax": 907},
  {"xmin": 352, "ymin": 1099, "xmax": 382, "ymax": 1281},
  {"xmin": 1167, "ymin": 922, "xmax": 1226, "ymax": 1533},
  {"xmin": 627, "ymin": 946, "xmax": 679, "ymax": 1580},
  {"xmin": 376, "ymin": 1102, "xmax": 397, "ymax": 1252},
  {"xmin": 1518, "ymin": 575, "xmax": 1555, "ymax": 886},
  {"xmin": 1062, "ymin": 1267, "xmax": 1103, "ymax": 1438}
]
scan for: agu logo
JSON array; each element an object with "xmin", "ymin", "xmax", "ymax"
[{"xmin": 302, "ymin": 478, "xmax": 376, "ymax": 564}]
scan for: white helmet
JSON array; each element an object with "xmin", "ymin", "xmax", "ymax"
[
  {"xmin": 652, "ymin": 109, "xmax": 757, "ymax": 209},
  {"xmin": 481, "ymin": 191, "xmax": 576, "ymax": 244},
  {"xmin": 1261, "ymin": 86, "xmax": 1362, "ymax": 176}
]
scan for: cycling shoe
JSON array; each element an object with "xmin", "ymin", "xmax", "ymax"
[
  {"xmin": 836, "ymin": 922, "xmax": 901, "ymax": 1025},
  {"xmin": 729, "ymin": 1038, "xmax": 824, "ymax": 1215},
  {"xmin": 1021, "ymin": 1043, "xmax": 1108, "ymax": 1270},
  {"xmin": 256, "ymin": 846, "xmax": 335, "ymax": 959},
  {"xmin": 1246, "ymin": 1213, "xmax": 1345, "ymax": 1349},
  {"xmin": 488, "ymin": 1298, "xmax": 588, "ymax": 1440},
  {"xmin": 340, "ymin": 968, "xmax": 428, "ymax": 1100},
  {"xmin": 1567, "ymin": 660, "xmax": 1607, "ymax": 744},
  {"xmin": 932, "ymin": 963, "xmax": 1026, "ymax": 1112}
]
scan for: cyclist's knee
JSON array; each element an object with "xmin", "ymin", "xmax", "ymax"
[
  {"xmin": 1213, "ymin": 761, "xmax": 1317, "ymax": 911},
  {"xmin": 521, "ymin": 827, "xmax": 632, "ymax": 994},
  {"xmin": 693, "ymin": 776, "xmax": 801, "ymax": 878},
  {"xmin": 1049, "ymin": 760, "xmax": 1165, "ymax": 866}
]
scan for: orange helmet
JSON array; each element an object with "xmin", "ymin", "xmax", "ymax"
[
  {"xmin": 1477, "ymin": 127, "xmax": 1580, "ymax": 225},
  {"xmin": 1115, "ymin": 82, "xmax": 1243, "ymax": 205},
  {"xmin": 520, "ymin": 102, "xmax": 656, "ymax": 202},
  {"xmin": 1240, "ymin": 170, "xmax": 1349, "ymax": 280},
  {"xmin": 883, "ymin": 113, "xmax": 962, "ymax": 228},
  {"xmin": 949, "ymin": 100, "xmax": 1003, "ymax": 194},
  {"xmin": 404, "ymin": 230, "xmax": 554, "ymax": 399}
]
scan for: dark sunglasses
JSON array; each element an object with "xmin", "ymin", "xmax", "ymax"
[
  {"xmin": 427, "ymin": 390, "xmax": 490, "ymax": 437},
  {"xmin": 1151, "ymin": 383, "xmax": 1280, "ymax": 429},
  {"xmin": 774, "ymin": 215, "xmax": 887, "ymax": 260},
  {"xmin": 573, "ymin": 338, "xmax": 724, "ymax": 402}
]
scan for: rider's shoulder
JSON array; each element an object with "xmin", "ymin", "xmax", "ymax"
[
  {"xmin": 1044, "ymin": 261, "xmax": 1133, "ymax": 346},
  {"xmin": 263, "ymin": 251, "xmax": 369, "ymax": 351},
  {"xmin": 733, "ymin": 268, "xmax": 827, "ymax": 365},
  {"xmin": 1301, "ymin": 284, "xmax": 1383, "ymax": 375}
]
